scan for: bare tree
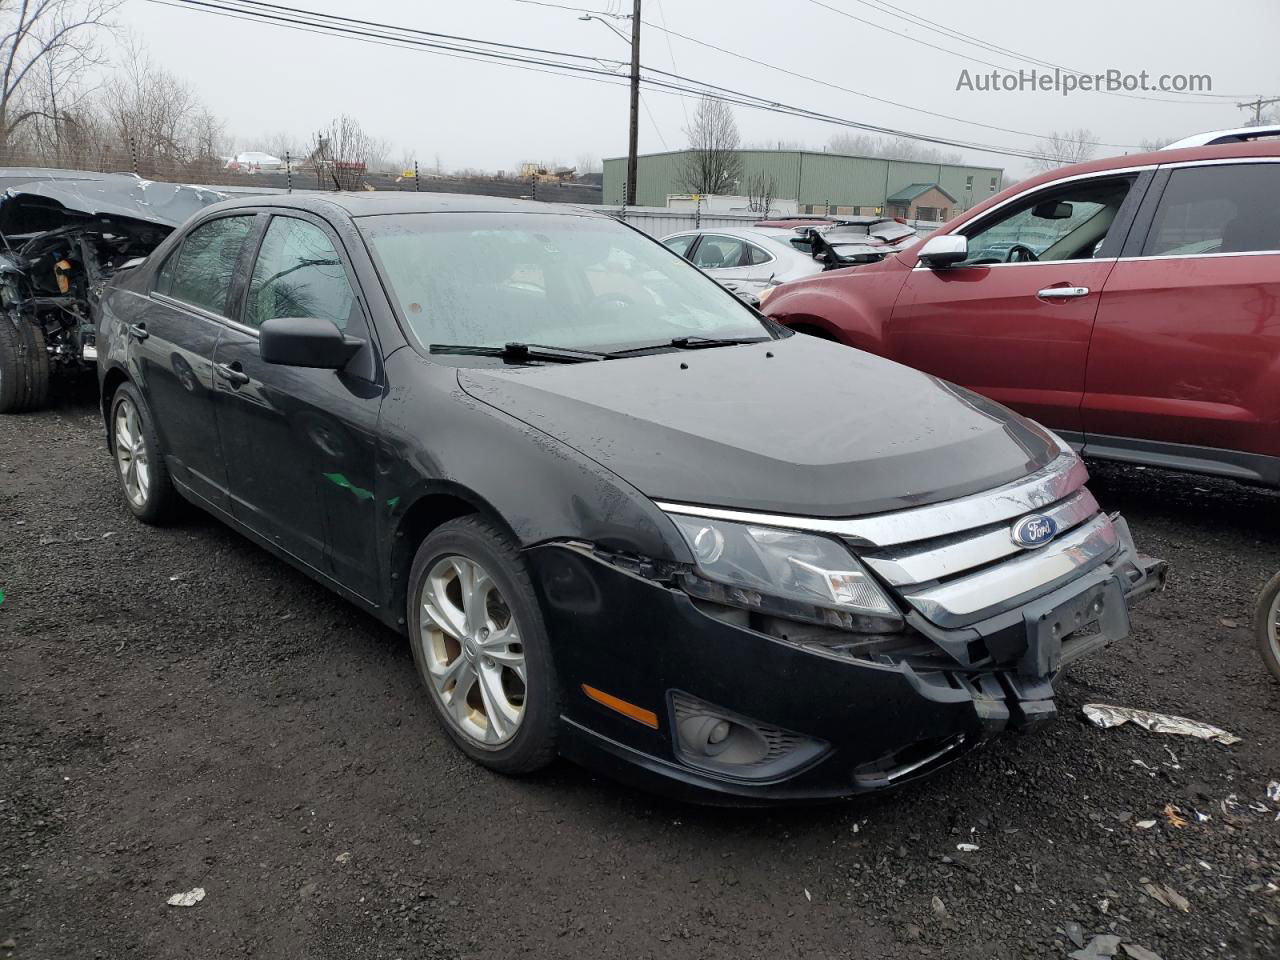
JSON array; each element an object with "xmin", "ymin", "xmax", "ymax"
[
  {"xmin": 679, "ymin": 95, "xmax": 741, "ymax": 195},
  {"xmin": 828, "ymin": 132, "xmax": 962, "ymax": 164},
  {"xmin": 102, "ymin": 39, "xmax": 205, "ymax": 172},
  {"xmin": 745, "ymin": 171, "xmax": 777, "ymax": 216},
  {"xmin": 259, "ymin": 130, "xmax": 304, "ymax": 162},
  {"xmin": 310, "ymin": 115, "xmax": 381, "ymax": 190},
  {"xmin": 574, "ymin": 152, "xmax": 601, "ymax": 175},
  {"xmin": 0, "ymin": 0, "xmax": 117, "ymax": 153},
  {"xmin": 1029, "ymin": 129, "xmax": 1097, "ymax": 172}
]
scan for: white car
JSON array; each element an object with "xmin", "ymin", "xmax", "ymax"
[
  {"xmin": 662, "ymin": 221, "xmax": 919, "ymax": 297},
  {"xmin": 660, "ymin": 228, "xmax": 824, "ymax": 298}
]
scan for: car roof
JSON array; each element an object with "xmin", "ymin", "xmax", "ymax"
[
  {"xmin": 664, "ymin": 226, "xmax": 797, "ymax": 243},
  {"xmin": 195, "ymin": 191, "xmax": 606, "ymax": 220}
]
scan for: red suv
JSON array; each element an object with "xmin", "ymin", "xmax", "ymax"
[{"xmin": 762, "ymin": 131, "xmax": 1280, "ymax": 488}]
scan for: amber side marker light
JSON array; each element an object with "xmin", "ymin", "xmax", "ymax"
[{"xmin": 581, "ymin": 684, "xmax": 659, "ymax": 729}]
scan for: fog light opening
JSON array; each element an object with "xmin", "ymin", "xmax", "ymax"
[
  {"xmin": 677, "ymin": 714, "xmax": 768, "ymax": 765},
  {"xmin": 669, "ymin": 691, "xmax": 828, "ymax": 781}
]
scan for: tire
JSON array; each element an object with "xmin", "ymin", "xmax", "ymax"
[
  {"xmin": 1255, "ymin": 572, "xmax": 1280, "ymax": 683},
  {"xmin": 407, "ymin": 515, "xmax": 559, "ymax": 775},
  {"xmin": 0, "ymin": 319, "xmax": 21, "ymax": 414},
  {"xmin": 108, "ymin": 382, "xmax": 180, "ymax": 524},
  {"xmin": 21, "ymin": 321, "xmax": 49, "ymax": 411}
]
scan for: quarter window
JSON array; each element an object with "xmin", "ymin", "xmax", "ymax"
[
  {"xmin": 245, "ymin": 216, "xmax": 356, "ymax": 330},
  {"xmin": 1143, "ymin": 164, "xmax": 1280, "ymax": 256},
  {"xmin": 745, "ymin": 243, "xmax": 773, "ymax": 266},
  {"xmin": 162, "ymin": 215, "xmax": 255, "ymax": 315},
  {"xmin": 662, "ymin": 235, "xmax": 696, "ymax": 259}
]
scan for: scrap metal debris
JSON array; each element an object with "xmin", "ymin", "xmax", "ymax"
[
  {"xmin": 1142, "ymin": 882, "xmax": 1190, "ymax": 913},
  {"xmin": 1163, "ymin": 804, "xmax": 1189, "ymax": 828},
  {"xmin": 1068, "ymin": 933, "xmax": 1121, "ymax": 960},
  {"xmin": 166, "ymin": 887, "xmax": 205, "ymax": 907},
  {"xmin": 1268, "ymin": 782, "xmax": 1280, "ymax": 804},
  {"xmin": 1081, "ymin": 704, "xmax": 1242, "ymax": 746}
]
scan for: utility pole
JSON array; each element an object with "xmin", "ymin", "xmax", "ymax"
[
  {"xmin": 626, "ymin": 0, "xmax": 641, "ymax": 206},
  {"xmin": 1236, "ymin": 95, "xmax": 1280, "ymax": 125}
]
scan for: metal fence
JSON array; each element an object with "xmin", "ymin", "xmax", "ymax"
[{"xmin": 586, "ymin": 204, "xmax": 946, "ymax": 240}]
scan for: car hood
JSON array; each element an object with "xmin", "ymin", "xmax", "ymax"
[{"xmin": 457, "ymin": 334, "xmax": 1061, "ymax": 517}]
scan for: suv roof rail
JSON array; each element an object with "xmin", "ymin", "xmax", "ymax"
[{"xmin": 1163, "ymin": 125, "xmax": 1280, "ymax": 149}]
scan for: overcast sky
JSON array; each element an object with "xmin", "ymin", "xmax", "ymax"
[{"xmin": 117, "ymin": 0, "xmax": 1279, "ymax": 178}]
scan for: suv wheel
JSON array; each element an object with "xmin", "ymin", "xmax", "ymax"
[
  {"xmin": 1256, "ymin": 572, "xmax": 1280, "ymax": 683},
  {"xmin": 407, "ymin": 516, "xmax": 559, "ymax": 774},
  {"xmin": 109, "ymin": 383, "xmax": 179, "ymax": 523}
]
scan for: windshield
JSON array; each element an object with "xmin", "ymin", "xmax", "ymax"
[{"xmin": 357, "ymin": 212, "xmax": 770, "ymax": 353}]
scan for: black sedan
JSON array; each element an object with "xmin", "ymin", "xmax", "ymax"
[{"xmin": 96, "ymin": 193, "xmax": 1162, "ymax": 803}]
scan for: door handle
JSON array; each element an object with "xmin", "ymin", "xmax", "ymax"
[
  {"xmin": 213, "ymin": 361, "xmax": 250, "ymax": 387},
  {"xmin": 1037, "ymin": 286, "xmax": 1090, "ymax": 300},
  {"xmin": 127, "ymin": 322, "xmax": 149, "ymax": 340}
]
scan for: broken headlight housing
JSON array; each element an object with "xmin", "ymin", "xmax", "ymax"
[{"xmin": 668, "ymin": 514, "xmax": 902, "ymax": 632}]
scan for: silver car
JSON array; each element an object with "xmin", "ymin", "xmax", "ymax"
[{"xmin": 661, "ymin": 228, "xmax": 824, "ymax": 298}]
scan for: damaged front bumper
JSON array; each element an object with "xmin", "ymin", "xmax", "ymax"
[
  {"xmin": 529, "ymin": 450, "xmax": 1166, "ymax": 804},
  {"xmin": 526, "ymin": 529, "xmax": 1164, "ymax": 805}
]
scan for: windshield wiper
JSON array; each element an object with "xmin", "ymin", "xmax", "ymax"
[
  {"xmin": 606, "ymin": 335, "xmax": 771, "ymax": 357},
  {"xmin": 429, "ymin": 342, "xmax": 609, "ymax": 364}
]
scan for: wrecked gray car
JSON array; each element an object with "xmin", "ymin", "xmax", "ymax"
[{"xmin": 0, "ymin": 171, "xmax": 230, "ymax": 413}]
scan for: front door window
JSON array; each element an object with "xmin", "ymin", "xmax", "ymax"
[{"xmin": 960, "ymin": 178, "xmax": 1134, "ymax": 265}]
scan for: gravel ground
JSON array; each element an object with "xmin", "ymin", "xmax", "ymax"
[{"xmin": 2, "ymin": 392, "xmax": 1279, "ymax": 960}]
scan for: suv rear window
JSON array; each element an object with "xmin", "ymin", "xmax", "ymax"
[{"xmin": 1143, "ymin": 163, "xmax": 1280, "ymax": 256}]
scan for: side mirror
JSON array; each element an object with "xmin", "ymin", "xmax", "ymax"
[
  {"xmin": 917, "ymin": 234, "xmax": 968, "ymax": 268},
  {"xmin": 1032, "ymin": 200, "xmax": 1074, "ymax": 220},
  {"xmin": 260, "ymin": 317, "xmax": 363, "ymax": 369}
]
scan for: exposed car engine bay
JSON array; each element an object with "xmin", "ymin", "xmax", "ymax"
[{"xmin": 0, "ymin": 172, "xmax": 230, "ymax": 413}]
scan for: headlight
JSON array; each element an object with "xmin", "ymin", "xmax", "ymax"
[{"xmin": 668, "ymin": 514, "xmax": 901, "ymax": 631}]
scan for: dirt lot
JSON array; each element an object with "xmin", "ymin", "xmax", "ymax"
[{"xmin": 2, "ymin": 392, "xmax": 1278, "ymax": 960}]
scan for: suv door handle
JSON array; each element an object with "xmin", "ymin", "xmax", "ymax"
[
  {"xmin": 213, "ymin": 361, "xmax": 250, "ymax": 387},
  {"xmin": 127, "ymin": 322, "xmax": 149, "ymax": 340},
  {"xmin": 1037, "ymin": 286, "xmax": 1090, "ymax": 300}
]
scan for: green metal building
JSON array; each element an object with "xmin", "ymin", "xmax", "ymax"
[{"xmin": 602, "ymin": 149, "xmax": 1004, "ymax": 218}]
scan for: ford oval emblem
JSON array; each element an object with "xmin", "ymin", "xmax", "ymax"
[{"xmin": 1011, "ymin": 514, "xmax": 1057, "ymax": 549}]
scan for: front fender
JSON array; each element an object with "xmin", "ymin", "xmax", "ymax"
[
  {"xmin": 376, "ymin": 349, "xmax": 690, "ymax": 575},
  {"xmin": 764, "ymin": 266, "xmax": 909, "ymax": 355}
]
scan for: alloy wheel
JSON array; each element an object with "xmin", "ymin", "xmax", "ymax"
[
  {"xmin": 114, "ymin": 397, "xmax": 151, "ymax": 508},
  {"xmin": 418, "ymin": 555, "xmax": 527, "ymax": 747}
]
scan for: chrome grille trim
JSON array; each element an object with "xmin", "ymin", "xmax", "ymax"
[
  {"xmin": 901, "ymin": 513, "xmax": 1119, "ymax": 626},
  {"xmin": 655, "ymin": 452, "xmax": 1087, "ymax": 548},
  {"xmin": 862, "ymin": 488, "xmax": 1100, "ymax": 587}
]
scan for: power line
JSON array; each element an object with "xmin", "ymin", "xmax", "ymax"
[
  {"xmin": 631, "ymin": 13, "xmax": 1140, "ymax": 149},
  {"xmin": 508, "ymin": 0, "xmax": 1140, "ymax": 147},
  {"xmin": 651, "ymin": 0, "xmax": 688, "ymax": 130},
  {"xmin": 143, "ymin": 0, "xmax": 1058, "ymax": 161}
]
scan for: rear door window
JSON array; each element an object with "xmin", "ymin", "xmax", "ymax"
[
  {"xmin": 1143, "ymin": 163, "xmax": 1280, "ymax": 256},
  {"xmin": 691, "ymin": 235, "xmax": 747, "ymax": 269},
  {"xmin": 164, "ymin": 215, "xmax": 255, "ymax": 315}
]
